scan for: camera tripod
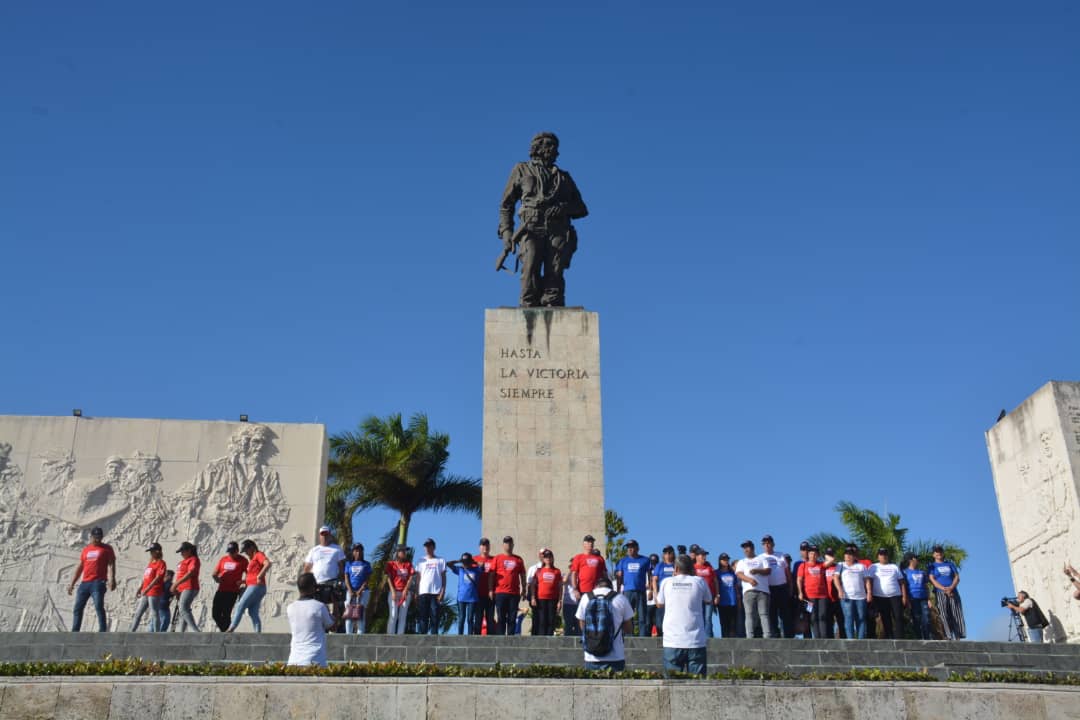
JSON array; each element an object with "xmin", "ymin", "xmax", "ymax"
[{"xmin": 1007, "ymin": 610, "xmax": 1027, "ymax": 642}]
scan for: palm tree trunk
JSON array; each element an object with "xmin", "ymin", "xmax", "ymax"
[{"xmin": 397, "ymin": 512, "xmax": 412, "ymax": 548}]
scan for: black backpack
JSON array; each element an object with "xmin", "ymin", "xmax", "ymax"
[{"xmin": 582, "ymin": 589, "xmax": 620, "ymax": 656}]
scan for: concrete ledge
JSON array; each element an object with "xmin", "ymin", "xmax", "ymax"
[
  {"xmin": 1, "ymin": 677, "xmax": 1077, "ymax": 720},
  {"xmin": 2, "ymin": 633, "xmax": 1077, "ymax": 678}
]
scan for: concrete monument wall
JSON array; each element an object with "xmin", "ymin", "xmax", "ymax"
[
  {"xmin": 0, "ymin": 415, "xmax": 328, "ymax": 633},
  {"xmin": 481, "ymin": 308, "xmax": 605, "ymax": 570},
  {"xmin": 986, "ymin": 381, "xmax": 1080, "ymax": 643}
]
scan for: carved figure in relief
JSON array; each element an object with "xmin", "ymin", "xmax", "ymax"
[
  {"xmin": 0, "ymin": 442, "xmax": 25, "ymax": 514},
  {"xmin": 177, "ymin": 425, "xmax": 290, "ymax": 557},
  {"xmin": 106, "ymin": 452, "xmax": 174, "ymax": 552}
]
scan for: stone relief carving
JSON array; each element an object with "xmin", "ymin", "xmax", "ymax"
[
  {"xmin": 0, "ymin": 421, "xmax": 321, "ymax": 632},
  {"xmin": 1006, "ymin": 427, "xmax": 1079, "ymax": 642}
]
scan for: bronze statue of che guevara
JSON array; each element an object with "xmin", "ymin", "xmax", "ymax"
[{"xmin": 497, "ymin": 132, "xmax": 588, "ymax": 307}]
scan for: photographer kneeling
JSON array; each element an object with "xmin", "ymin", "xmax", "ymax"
[{"xmin": 1005, "ymin": 591, "xmax": 1049, "ymax": 643}]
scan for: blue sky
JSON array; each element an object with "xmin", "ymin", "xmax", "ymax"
[{"xmin": 2, "ymin": 2, "xmax": 1077, "ymax": 640}]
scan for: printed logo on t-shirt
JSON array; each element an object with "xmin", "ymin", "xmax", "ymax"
[
  {"xmin": 540, "ymin": 570, "xmax": 557, "ymax": 582},
  {"xmin": 86, "ymin": 550, "xmax": 100, "ymax": 560},
  {"xmin": 721, "ymin": 575, "xmax": 735, "ymax": 587},
  {"xmin": 224, "ymin": 562, "xmax": 238, "ymax": 571},
  {"xmin": 627, "ymin": 561, "xmax": 642, "ymax": 573},
  {"xmin": 143, "ymin": 567, "xmax": 154, "ymax": 579},
  {"xmin": 586, "ymin": 558, "xmax": 599, "ymax": 567},
  {"xmin": 938, "ymin": 566, "xmax": 952, "ymax": 575},
  {"xmin": 808, "ymin": 567, "xmax": 821, "ymax": 576},
  {"xmin": 503, "ymin": 560, "xmax": 518, "ymax": 571}
]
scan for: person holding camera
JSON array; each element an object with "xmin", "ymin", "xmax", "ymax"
[
  {"xmin": 1005, "ymin": 591, "xmax": 1049, "ymax": 643},
  {"xmin": 303, "ymin": 525, "xmax": 347, "ymax": 630}
]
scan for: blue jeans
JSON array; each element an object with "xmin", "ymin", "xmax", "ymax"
[
  {"xmin": 663, "ymin": 646, "xmax": 707, "ymax": 677},
  {"xmin": 702, "ymin": 602, "xmax": 716, "ymax": 638},
  {"xmin": 72, "ymin": 580, "xmax": 107, "ymax": 632},
  {"xmin": 493, "ymin": 593, "xmax": 519, "ymax": 635},
  {"xmin": 623, "ymin": 590, "xmax": 648, "ymax": 636},
  {"xmin": 841, "ymin": 598, "xmax": 868, "ymax": 639},
  {"xmin": 1026, "ymin": 626, "xmax": 1044, "ymax": 643},
  {"xmin": 130, "ymin": 594, "xmax": 168, "ymax": 632},
  {"xmin": 457, "ymin": 601, "xmax": 476, "ymax": 635},
  {"xmin": 417, "ymin": 593, "xmax": 441, "ymax": 635},
  {"xmin": 229, "ymin": 584, "xmax": 267, "ymax": 632},
  {"xmin": 585, "ymin": 660, "xmax": 625, "ymax": 672},
  {"xmin": 562, "ymin": 602, "xmax": 580, "ymax": 636},
  {"xmin": 177, "ymin": 589, "xmax": 200, "ymax": 632},
  {"xmin": 909, "ymin": 597, "xmax": 931, "ymax": 640}
]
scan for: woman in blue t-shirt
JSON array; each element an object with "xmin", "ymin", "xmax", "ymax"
[
  {"xmin": 928, "ymin": 546, "xmax": 965, "ymax": 640},
  {"xmin": 716, "ymin": 553, "xmax": 739, "ymax": 638},
  {"xmin": 447, "ymin": 553, "xmax": 481, "ymax": 635},
  {"xmin": 344, "ymin": 544, "xmax": 373, "ymax": 634}
]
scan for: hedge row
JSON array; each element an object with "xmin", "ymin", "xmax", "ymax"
[{"xmin": 0, "ymin": 659, "xmax": 1076, "ymax": 685}]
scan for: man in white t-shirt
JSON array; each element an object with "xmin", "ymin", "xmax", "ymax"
[
  {"xmin": 287, "ymin": 573, "xmax": 335, "ymax": 667},
  {"xmin": 834, "ymin": 545, "xmax": 871, "ymax": 639},
  {"xmin": 761, "ymin": 535, "xmax": 793, "ymax": 638},
  {"xmin": 575, "ymin": 576, "xmax": 634, "ymax": 671},
  {"xmin": 868, "ymin": 548, "xmax": 907, "ymax": 639},
  {"xmin": 303, "ymin": 525, "xmax": 347, "ymax": 627},
  {"xmin": 655, "ymin": 555, "xmax": 711, "ymax": 676},
  {"xmin": 734, "ymin": 540, "xmax": 772, "ymax": 639},
  {"xmin": 415, "ymin": 537, "xmax": 447, "ymax": 635}
]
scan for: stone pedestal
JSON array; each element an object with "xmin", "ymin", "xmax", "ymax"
[
  {"xmin": 481, "ymin": 308, "xmax": 605, "ymax": 570},
  {"xmin": 986, "ymin": 381, "xmax": 1080, "ymax": 642}
]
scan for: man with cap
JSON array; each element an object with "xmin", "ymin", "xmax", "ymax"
[
  {"xmin": 834, "ymin": 544, "xmax": 871, "ymax": 639},
  {"xmin": 303, "ymin": 525, "xmax": 347, "ymax": 629},
  {"xmin": 131, "ymin": 542, "xmax": 167, "ymax": 632},
  {"xmin": 616, "ymin": 539, "xmax": 652, "ymax": 636},
  {"xmin": 570, "ymin": 534, "xmax": 608, "ymax": 595},
  {"xmin": 651, "ymin": 545, "xmax": 677, "ymax": 637},
  {"xmin": 67, "ymin": 526, "xmax": 116, "ymax": 632},
  {"xmin": 735, "ymin": 540, "xmax": 772, "ymax": 638},
  {"xmin": 761, "ymin": 535, "xmax": 794, "ymax": 638},
  {"xmin": 868, "ymin": 548, "xmax": 906, "ymax": 639},
  {"xmin": 490, "ymin": 535, "xmax": 526, "ymax": 635},
  {"xmin": 693, "ymin": 548, "xmax": 720, "ymax": 638},
  {"xmin": 792, "ymin": 541, "xmax": 810, "ymax": 587},
  {"xmin": 415, "ymin": 537, "xmax": 447, "ymax": 635},
  {"xmin": 211, "ymin": 541, "xmax": 249, "ymax": 631},
  {"xmin": 473, "ymin": 538, "xmax": 497, "ymax": 634}
]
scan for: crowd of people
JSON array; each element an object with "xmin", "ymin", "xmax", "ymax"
[{"xmin": 74, "ymin": 524, "xmax": 1066, "ymax": 671}]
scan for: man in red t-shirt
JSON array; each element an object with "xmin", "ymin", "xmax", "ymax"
[
  {"xmin": 473, "ymin": 538, "xmax": 497, "ymax": 635},
  {"xmin": 211, "ymin": 542, "xmax": 249, "ymax": 631},
  {"xmin": 693, "ymin": 548, "xmax": 720, "ymax": 638},
  {"xmin": 797, "ymin": 546, "xmax": 831, "ymax": 639},
  {"xmin": 67, "ymin": 526, "xmax": 116, "ymax": 632},
  {"xmin": 489, "ymin": 536, "xmax": 526, "ymax": 635},
  {"xmin": 569, "ymin": 534, "xmax": 607, "ymax": 594}
]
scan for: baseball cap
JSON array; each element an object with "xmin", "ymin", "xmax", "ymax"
[
  {"xmin": 423, "ymin": 538, "xmax": 436, "ymax": 547},
  {"xmin": 697, "ymin": 548, "xmax": 709, "ymax": 556},
  {"xmin": 719, "ymin": 552, "xmax": 730, "ymax": 560},
  {"xmin": 824, "ymin": 547, "xmax": 835, "ymax": 556},
  {"xmin": 318, "ymin": 525, "xmax": 332, "ymax": 535},
  {"xmin": 479, "ymin": 537, "xmax": 490, "ymax": 546},
  {"xmin": 625, "ymin": 539, "xmax": 639, "ymax": 547},
  {"xmin": 241, "ymin": 539, "xmax": 257, "ymax": 550},
  {"xmin": 808, "ymin": 545, "xmax": 820, "ymax": 553},
  {"xmin": 740, "ymin": 540, "xmax": 754, "ymax": 548},
  {"xmin": 799, "ymin": 541, "xmax": 810, "ymax": 550},
  {"xmin": 502, "ymin": 535, "xmax": 514, "ymax": 543},
  {"xmin": 145, "ymin": 542, "xmax": 162, "ymax": 553},
  {"xmin": 541, "ymin": 549, "xmax": 553, "ymax": 558},
  {"xmin": 538, "ymin": 547, "xmax": 551, "ymax": 557},
  {"xmin": 662, "ymin": 545, "xmax": 674, "ymax": 554},
  {"xmin": 583, "ymin": 534, "xmax": 595, "ymax": 542},
  {"xmin": 90, "ymin": 527, "xmax": 104, "ymax": 538},
  {"xmin": 845, "ymin": 544, "xmax": 858, "ymax": 554},
  {"xmin": 877, "ymin": 547, "xmax": 889, "ymax": 556},
  {"xmin": 226, "ymin": 541, "xmax": 239, "ymax": 553},
  {"xmin": 761, "ymin": 534, "xmax": 774, "ymax": 543},
  {"xmin": 177, "ymin": 541, "xmax": 195, "ymax": 553},
  {"xmin": 460, "ymin": 553, "xmax": 474, "ymax": 564}
]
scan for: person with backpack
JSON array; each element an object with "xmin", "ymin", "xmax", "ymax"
[
  {"xmin": 575, "ymin": 575, "xmax": 634, "ymax": 671},
  {"xmin": 655, "ymin": 554, "xmax": 711, "ymax": 677}
]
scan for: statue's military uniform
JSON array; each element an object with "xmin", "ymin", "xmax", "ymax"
[{"xmin": 499, "ymin": 160, "xmax": 588, "ymax": 307}]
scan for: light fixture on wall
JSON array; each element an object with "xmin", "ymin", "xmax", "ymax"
[
  {"xmin": 72, "ymin": 409, "xmax": 82, "ymax": 417},
  {"xmin": 239, "ymin": 414, "xmax": 249, "ymax": 422}
]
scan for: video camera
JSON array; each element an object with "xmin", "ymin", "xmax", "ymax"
[{"xmin": 1001, "ymin": 596, "xmax": 1018, "ymax": 608}]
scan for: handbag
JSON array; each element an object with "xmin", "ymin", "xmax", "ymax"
[{"xmin": 343, "ymin": 602, "xmax": 362, "ymax": 620}]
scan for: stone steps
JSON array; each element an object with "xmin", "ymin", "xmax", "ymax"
[{"xmin": 1, "ymin": 632, "xmax": 1076, "ymax": 677}]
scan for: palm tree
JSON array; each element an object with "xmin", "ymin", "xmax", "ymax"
[
  {"xmin": 326, "ymin": 413, "xmax": 481, "ymax": 632},
  {"xmin": 806, "ymin": 501, "xmax": 967, "ymax": 568}
]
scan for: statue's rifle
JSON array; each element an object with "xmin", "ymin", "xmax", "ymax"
[{"xmin": 495, "ymin": 225, "xmax": 527, "ymax": 275}]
